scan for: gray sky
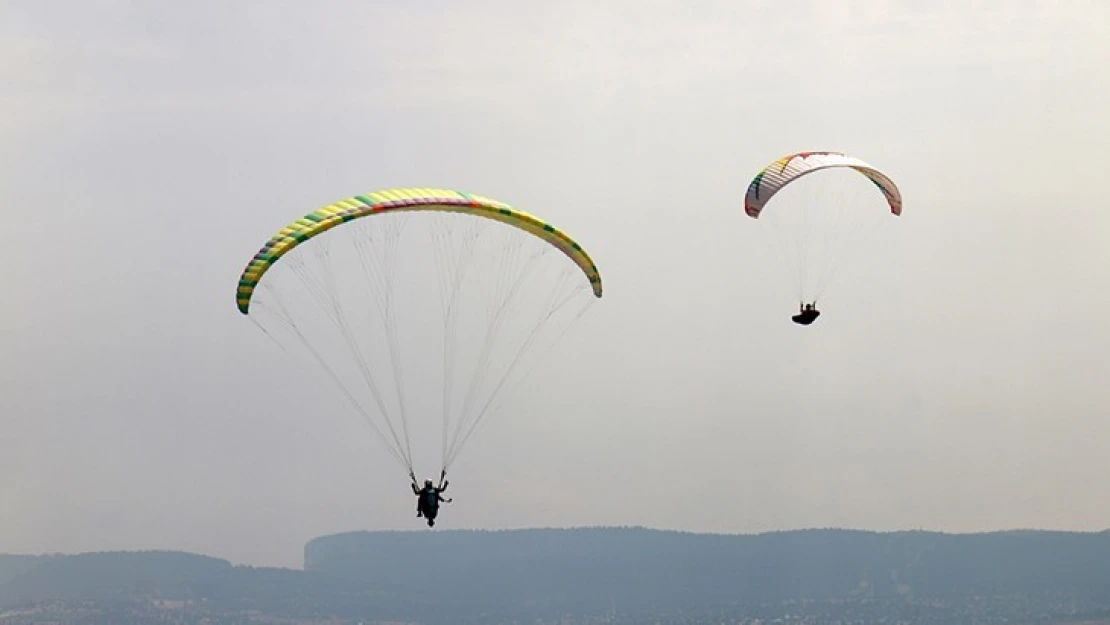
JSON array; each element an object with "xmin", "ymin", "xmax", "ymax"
[{"xmin": 1, "ymin": 0, "xmax": 1108, "ymax": 569}]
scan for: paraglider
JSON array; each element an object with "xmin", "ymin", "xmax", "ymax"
[
  {"xmin": 412, "ymin": 476, "xmax": 451, "ymax": 527},
  {"xmin": 235, "ymin": 188, "xmax": 602, "ymax": 527},
  {"xmin": 744, "ymin": 151, "xmax": 903, "ymax": 325},
  {"xmin": 792, "ymin": 302, "xmax": 820, "ymax": 326}
]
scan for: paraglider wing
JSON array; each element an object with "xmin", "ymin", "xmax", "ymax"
[
  {"xmin": 233, "ymin": 186, "xmax": 603, "ymax": 485},
  {"xmin": 744, "ymin": 151, "xmax": 903, "ymax": 219},
  {"xmin": 236, "ymin": 188, "xmax": 603, "ymax": 315}
]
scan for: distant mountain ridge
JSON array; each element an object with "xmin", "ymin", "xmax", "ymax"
[
  {"xmin": 304, "ymin": 527, "xmax": 1110, "ymax": 612},
  {"xmin": 0, "ymin": 554, "xmax": 55, "ymax": 586},
  {"xmin": 0, "ymin": 550, "xmax": 425, "ymax": 622},
  {"xmin": 4, "ymin": 527, "xmax": 1110, "ymax": 623}
]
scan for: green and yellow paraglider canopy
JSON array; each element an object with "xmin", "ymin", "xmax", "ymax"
[{"xmin": 236, "ymin": 187, "xmax": 603, "ymax": 314}]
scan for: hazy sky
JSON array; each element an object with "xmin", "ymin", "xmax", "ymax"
[{"xmin": 2, "ymin": 0, "xmax": 1108, "ymax": 569}]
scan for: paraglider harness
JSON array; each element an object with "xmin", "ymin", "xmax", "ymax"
[
  {"xmin": 792, "ymin": 302, "xmax": 821, "ymax": 326},
  {"xmin": 411, "ymin": 470, "xmax": 451, "ymax": 527}
]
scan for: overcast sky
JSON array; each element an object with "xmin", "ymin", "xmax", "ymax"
[{"xmin": 1, "ymin": 0, "xmax": 1108, "ymax": 569}]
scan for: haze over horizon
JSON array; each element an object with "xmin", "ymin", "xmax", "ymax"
[{"xmin": 2, "ymin": 0, "xmax": 1108, "ymax": 569}]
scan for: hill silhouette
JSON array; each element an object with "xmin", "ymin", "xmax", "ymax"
[
  {"xmin": 0, "ymin": 550, "xmax": 429, "ymax": 622},
  {"xmin": 304, "ymin": 527, "xmax": 1110, "ymax": 612},
  {"xmin": 4, "ymin": 527, "xmax": 1110, "ymax": 623},
  {"xmin": 0, "ymin": 555, "xmax": 54, "ymax": 586}
]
